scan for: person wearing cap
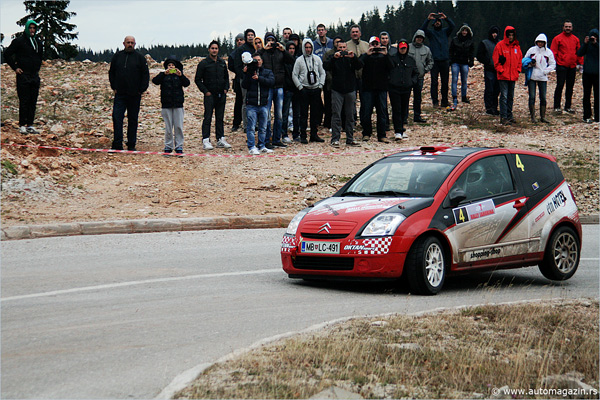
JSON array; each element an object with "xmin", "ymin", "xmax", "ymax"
[
  {"xmin": 359, "ymin": 36, "xmax": 394, "ymax": 143},
  {"xmin": 449, "ymin": 24, "xmax": 475, "ymax": 110},
  {"xmin": 4, "ymin": 19, "xmax": 44, "ymax": 134},
  {"xmin": 242, "ymin": 52, "xmax": 275, "ymax": 155},
  {"xmin": 289, "ymin": 33, "xmax": 302, "ymax": 57},
  {"xmin": 408, "ymin": 29, "xmax": 433, "ymax": 122},
  {"xmin": 389, "ymin": 39, "xmax": 419, "ymax": 140},
  {"xmin": 523, "ymin": 34, "xmax": 556, "ymax": 123},
  {"xmin": 493, "ymin": 26, "xmax": 523, "ymax": 125},
  {"xmin": 228, "ymin": 33, "xmax": 246, "ymax": 132},
  {"xmin": 551, "ymin": 21, "xmax": 583, "ymax": 113},
  {"xmin": 323, "ymin": 40, "xmax": 363, "ymax": 147},
  {"xmin": 292, "ymin": 39, "xmax": 326, "ymax": 143},
  {"xmin": 261, "ymin": 31, "xmax": 295, "ymax": 148},
  {"xmin": 195, "ymin": 40, "xmax": 231, "ymax": 150},
  {"xmin": 421, "ymin": 12, "xmax": 455, "ymax": 108},
  {"xmin": 152, "ymin": 56, "xmax": 190, "ymax": 154},
  {"xmin": 108, "ymin": 35, "xmax": 150, "ymax": 151},
  {"xmin": 313, "ymin": 23, "xmax": 334, "ymax": 130},
  {"xmin": 578, "ymin": 29, "xmax": 599, "ymax": 123},
  {"xmin": 476, "ymin": 26, "xmax": 501, "ymax": 115},
  {"xmin": 346, "ymin": 24, "xmax": 370, "ymax": 122}
]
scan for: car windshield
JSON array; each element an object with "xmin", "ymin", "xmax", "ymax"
[{"xmin": 342, "ymin": 159, "xmax": 455, "ymax": 197}]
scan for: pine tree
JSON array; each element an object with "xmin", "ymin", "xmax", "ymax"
[{"xmin": 17, "ymin": 0, "xmax": 78, "ymax": 60}]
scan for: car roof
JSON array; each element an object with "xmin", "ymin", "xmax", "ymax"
[{"xmin": 387, "ymin": 146, "xmax": 490, "ymax": 160}]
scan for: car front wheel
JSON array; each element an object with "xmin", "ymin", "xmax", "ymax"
[
  {"xmin": 539, "ymin": 226, "xmax": 580, "ymax": 281},
  {"xmin": 406, "ymin": 236, "xmax": 446, "ymax": 295}
]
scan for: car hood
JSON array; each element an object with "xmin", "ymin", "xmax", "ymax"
[{"xmin": 298, "ymin": 197, "xmax": 433, "ymax": 235}]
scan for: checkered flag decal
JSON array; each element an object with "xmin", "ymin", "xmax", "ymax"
[
  {"xmin": 358, "ymin": 237, "xmax": 393, "ymax": 255},
  {"xmin": 281, "ymin": 235, "xmax": 297, "ymax": 253}
]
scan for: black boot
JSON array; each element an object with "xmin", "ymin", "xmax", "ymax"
[
  {"xmin": 310, "ymin": 133, "xmax": 324, "ymax": 143},
  {"xmin": 300, "ymin": 132, "xmax": 308, "ymax": 144}
]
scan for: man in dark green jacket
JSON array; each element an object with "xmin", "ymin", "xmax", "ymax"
[
  {"xmin": 108, "ymin": 36, "xmax": 149, "ymax": 151},
  {"xmin": 4, "ymin": 20, "xmax": 43, "ymax": 134}
]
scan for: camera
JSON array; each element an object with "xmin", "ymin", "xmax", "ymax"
[
  {"xmin": 245, "ymin": 60, "xmax": 259, "ymax": 75},
  {"xmin": 591, "ymin": 36, "xmax": 597, "ymax": 43},
  {"xmin": 338, "ymin": 50, "xmax": 348, "ymax": 57},
  {"xmin": 168, "ymin": 68, "xmax": 177, "ymax": 74},
  {"xmin": 372, "ymin": 46, "xmax": 383, "ymax": 52}
]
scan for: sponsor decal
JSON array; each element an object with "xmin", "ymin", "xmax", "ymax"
[
  {"xmin": 546, "ymin": 190, "xmax": 567, "ymax": 215},
  {"xmin": 453, "ymin": 199, "xmax": 495, "ymax": 225},
  {"xmin": 469, "ymin": 247, "xmax": 501, "ymax": 260},
  {"xmin": 344, "ymin": 245, "xmax": 376, "ymax": 251},
  {"xmin": 400, "ymin": 156, "xmax": 436, "ymax": 160},
  {"xmin": 534, "ymin": 211, "xmax": 545, "ymax": 223},
  {"xmin": 532, "ymin": 182, "xmax": 540, "ymax": 191},
  {"xmin": 281, "ymin": 242, "xmax": 296, "ymax": 249}
]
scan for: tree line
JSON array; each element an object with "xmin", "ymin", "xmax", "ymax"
[{"xmin": 3, "ymin": 1, "xmax": 598, "ymax": 63}]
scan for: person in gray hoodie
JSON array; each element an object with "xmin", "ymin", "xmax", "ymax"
[
  {"xmin": 292, "ymin": 38, "xmax": 326, "ymax": 143},
  {"xmin": 408, "ymin": 29, "xmax": 433, "ymax": 122}
]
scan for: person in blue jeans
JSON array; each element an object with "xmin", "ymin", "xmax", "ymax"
[
  {"xmin": 449, "ymin": 24, "xmax": 474, "ymax": 110},
  {"xmin": 241, "ymin": 52, "xmax": 275, "ymax": 155}
]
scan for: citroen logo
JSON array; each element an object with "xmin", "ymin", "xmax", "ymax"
[{"xmin": 318, "ymin": 223, "xmax": 331, "ymax": 234}]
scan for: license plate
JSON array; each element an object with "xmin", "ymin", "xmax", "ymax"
[{"xmin": 301, "ymin": 241, "xmax": 340, "ymax": 254}]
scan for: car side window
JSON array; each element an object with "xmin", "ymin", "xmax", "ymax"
[
  {"xmin": 510, "ymin": 154, "xmax": 558, "ymax": 196},
  {"xmin": 452, "ymin": 155, "xmax": 515, "ymax": 202}
]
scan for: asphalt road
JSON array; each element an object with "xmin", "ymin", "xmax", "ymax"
[{"xmin": 2, "ymin": 226, "xmax": 598, "ymax": 399}]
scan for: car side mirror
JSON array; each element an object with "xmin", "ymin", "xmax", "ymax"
[{"xmin": 449, "ymin": 187, "xmax": 466, "ymax": 207}]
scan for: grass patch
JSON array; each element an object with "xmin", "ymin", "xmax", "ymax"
[
  {"xmin": 176, "ymin": 299, "xmax": 598, "ymax": 399},
  {"xmin": 1, "ymin": 159, "xmax": 18, "ymax": 175}
]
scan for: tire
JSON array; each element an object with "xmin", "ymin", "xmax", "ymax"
[
  {"xmin": 539, "ymin": 226, "xmax": 580, "ymax": 281},
  {"xmin": 405, "ymin": 236, "xmax": 446, "ymax": 295}
]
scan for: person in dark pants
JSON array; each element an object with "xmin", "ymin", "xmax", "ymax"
[
  {"xmin": 228, "ymin": 33, "xmax": 245, "ymax": 132},
  {"xmin": 578, "ymin": 29, "xmax": 599, "ymax": 123},
  {"xmin": 4, "ymin": 20, "xmax": 43, "ymax": 134},
  {"xmin": 108, "ymin": 36, "xmax": 149, "ymax": 151},
  {"xmin": 389, "ymin": 40, "xmax": 419, "ymax": 140},
  {"xmin": 359, "ymin": 36, "xmax": 394, "ymax": 143},
  {"xmin": 551, "ymin": 21, "xmax": 583, "ymax": 113},
  {"xmin": 476, "ymin": 26, "xmax": 501, "ymax": 115},
  {"xmin": 195, "ymin": 40, "xmax": 231, "ymax": 150},
  {"xmin": 281, "ymin": 42, "xmax": 301, "ymax": 142},
  {"xmin": 421, "ymin": 12, "xmax": 455, "ymax": 108}
]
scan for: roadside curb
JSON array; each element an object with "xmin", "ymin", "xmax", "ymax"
[
  {"xmin": 1, "ymin": 214, "xmax": 296, "ymax": 241},
  {"xmin": 1, "ymin": 214, "xmax": 597, "ymax": 241}
]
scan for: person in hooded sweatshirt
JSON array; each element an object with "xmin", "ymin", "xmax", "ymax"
[
  {"xmin": 388, "ymin": 39, "xmax": 419, "ymax": 140},
  {"xmin": 493, "ymin": 26, "xmax": 523, "ymax": 125},
  {"xmin": 577, "ymin": 29, "xmax": 599, "ymax": 123},
  {"xmin": 4, "ymin": 20, "xmax": 43, "ymax": 134},
  {"xmin": 152, "ymin": 56, "xmax": 190, "ymax": 154},
  {"xmin": 449, "ymin": 24, "xmax": 475, "ymax": 110},
  {"xmin": 476, "ymin": 26, "xmax": 501, "ymax": 115},
  {"xmin": 292, "ymin": 39, "xmax": 326, "ymax": 143},
  {"xmin": 421, "ymin": 12, "xmax": 455, "ymax": 108},
  {"xmin": 408, "ymin": 29, "xmax": 433, "ymax": 122},
  {"xmin": 233, "ymin": 29, "xmax": 257, "ymax": 130},
  {"xmin": 523, "ymin": 34, "xmax": 556, "ymax": 123}
]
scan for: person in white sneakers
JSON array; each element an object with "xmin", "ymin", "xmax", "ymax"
[
  {"xmin": 241, "ymin": 52, "xmax": 275, "ymax": 154},
  {"xmin": 195, "ymin": 40, "xmax": 232, "ymax": 150}
]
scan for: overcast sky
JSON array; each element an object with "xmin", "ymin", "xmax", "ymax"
[{"xmin": 1, "ymin": 0, "xmax": 396, "ymax": 51}]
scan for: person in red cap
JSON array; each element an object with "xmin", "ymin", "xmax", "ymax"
[
  {"xmin": 389, "ymin": 39, "xmax": 419, "ymax": 140},
  {"xmin": 358, "ymin": 36, "xmax": 394, "ymax": 142}
]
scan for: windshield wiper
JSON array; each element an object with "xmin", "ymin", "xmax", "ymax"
[
  {"xmin": 368, "ymin": 190, "xmax": 410, "ymax": 197},
  {"xmin": 341, "ymin": 191, "xmax": 367, "ymax": 197}
]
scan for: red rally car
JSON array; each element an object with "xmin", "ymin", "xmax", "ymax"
[{"xmin": 281, "ymin": 146, "xmax": 582, "ymax": 295}]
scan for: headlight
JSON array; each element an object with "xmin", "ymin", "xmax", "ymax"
[
  {"xmin": 361, "ymin": 213, "xmax": 405, "ymax": 237},
  {"xmin": 285, "ymin": 210, "xmax": 308, "ymax": 235}
]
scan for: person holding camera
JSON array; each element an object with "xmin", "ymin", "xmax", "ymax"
[
  {"xmin": 195, "ymin": 40, "xmax": 231, "ymax": 150},
  {"xmin": 523, "ymin": 34, "xmax": 556, "ymax": 123},
  {"xmin": 421, "ymin": 12, "xmax": 455, "ymax": 108},
  {"xmin": 493, "ymin": 26, "xmax": 522, "ymax": 125},
  {"xmin": 577, "ymin": 29, "xmax": 599, "ymax": 123},
  {"xmin": 261, "ymin": 32, "xmax": 295, "ymax": 149},
  {"xmin": 152, "ymin": 56, "xmax": 190, "ymax": 154},
  {"xmin": 292, "ymin": 39, "xmax": 326, "ymax": 144},
  {"xmin": 551, "ymin": 21, "xmax": 583, "ymax": 114},
  {"xmin": 323, "ymin": 40, "xmax": 363, "ymax": 147},
  {"xmin": 359, "ymin": 36, "xmax": 394, "ymax": 143},
  {"xmin": 242, "ymin": 52, "xmax": 275, "ymax": 155}
]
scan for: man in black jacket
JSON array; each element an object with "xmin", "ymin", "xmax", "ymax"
[
  {"xmin": 476, "ymin": 26, "xmax": 501, "ymax": 115},
  {"xmin": 323, "ymin": 41, "xmax": 362, "ymax": 147},
  {"xmin": 227, "ymin": 33, "xmax": 245, "ymax": 131},
  {"xmin": 389, "ymin": 40, "xmax": 419, "ymax": 140},
  {"xmin": 196, "ymin": 40, "xmax": 231, "ymax": 150},
  {"xmin": 108, "ymin": 36, "xmax": 150, "ymax": 151},
  {"xmin": 359, "ymin": 36, "xmax": 394, "ymax": 143},
  {"xmin": 4, "ymin": 20, "xmax": 43, "ymax": 134}
]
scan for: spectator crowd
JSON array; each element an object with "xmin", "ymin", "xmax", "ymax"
[{"xmin": 3, "ymin": 16, "xmax": 598, "ymax": 155}]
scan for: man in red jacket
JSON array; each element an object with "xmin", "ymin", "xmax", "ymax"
[
  {"xmin": 551, "ymin": 20, "xmax": 583, "ymax": 113},
  {"xmin": 493, "ymin": 26, "xmax": 522, "ymax": 125}
]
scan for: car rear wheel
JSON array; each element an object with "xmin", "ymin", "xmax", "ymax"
[
  {"xmin": 539, "ymin": 226, "xmax": 580, "ymax": 281},
  {"xmin": 406, "ymin": 236, "xmax": 446, "ymax": 295}
]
